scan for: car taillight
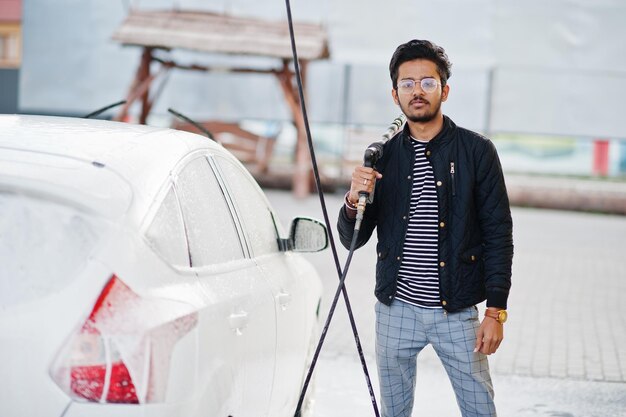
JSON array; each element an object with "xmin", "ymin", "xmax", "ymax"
[
  {"xmin": 70, "ymin": 353, "xmax": 138, "ymax": 403},
  {"xmin": 50, "ymin": 275, "xmax": 197, "ymax": 404}
]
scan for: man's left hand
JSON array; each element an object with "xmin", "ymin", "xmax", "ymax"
[{"xmin": 474, "ymin": 308, "xmax": 504, "ymax": 355}]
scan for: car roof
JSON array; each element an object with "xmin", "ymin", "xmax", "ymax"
[{"xmin": 0, "ymin": 115, "xmax": 225, "ymax": 220}]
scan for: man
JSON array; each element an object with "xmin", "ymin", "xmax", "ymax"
[{"xmin": 337, "ymin": 39, "xmax": 513, "ymax": 417}]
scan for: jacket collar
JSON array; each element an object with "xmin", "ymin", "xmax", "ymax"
[{"xmin": 401, "ymin": 115, "xmax": 456, "ymax": 148}]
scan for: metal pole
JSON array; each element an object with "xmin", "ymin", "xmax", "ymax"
[
  {"xmin": 340, "ymin": 63, "xmax": 352, "ymax": 181},
  {"xmin": 484, "ymin": 67, "xmax": 495, "ymax": 137}
]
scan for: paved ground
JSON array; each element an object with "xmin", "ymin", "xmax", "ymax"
[{"xmin": 265, "ymin": 187, "xmax": 626, "ymax": 417}]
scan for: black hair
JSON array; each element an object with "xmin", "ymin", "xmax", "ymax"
[{"xmin": 389, "ymin": 40, "xmax": 452, "ymax": 89}]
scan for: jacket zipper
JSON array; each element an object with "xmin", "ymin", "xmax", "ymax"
[{"xmin": 450, "ymin": 162, "xmax": 456, "ymax": 196}]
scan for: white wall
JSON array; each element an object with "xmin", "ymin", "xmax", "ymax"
[{"xmin": 19, "ymin": 0, "xmax": 626, "ymax": 138}]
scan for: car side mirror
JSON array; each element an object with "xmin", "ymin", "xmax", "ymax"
[{"xmin": 287, "ymin": 217, "xmax": 328, "ymax": 252}]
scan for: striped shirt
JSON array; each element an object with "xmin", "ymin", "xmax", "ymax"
[{"xmin": 396, "ymin": 138, "xmax": 441, "ymax": 308}]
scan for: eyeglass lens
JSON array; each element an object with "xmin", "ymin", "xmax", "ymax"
[{"xmin": 398, "ymin": 78, "xmax": 438, "ymax": 94}]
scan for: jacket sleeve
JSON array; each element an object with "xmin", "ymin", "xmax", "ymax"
[
  {"xmin": 337, "ymin": 194, "xmax": 379, "ymax": 250},
  {"xmin": 474, "ymin": 140, "xmax": 514, "ymax": 309}
]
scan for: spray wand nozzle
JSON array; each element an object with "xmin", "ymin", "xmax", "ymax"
[
  {"xmin": 354, "ymin": 115, "xmax": 406, "ymax": 230},
  {"xmin": 355, "ymin": 143, "xmax": 383, "ymax": 227}
]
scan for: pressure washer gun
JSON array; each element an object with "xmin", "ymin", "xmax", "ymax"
[{"xmin": 355, "ymin": 114, "xmax": 407, "ymax": 230}]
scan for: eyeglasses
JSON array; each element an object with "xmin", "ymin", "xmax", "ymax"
[{"xmin": 397, "ymin": 78, "xmax": 439, "ymax": 94}]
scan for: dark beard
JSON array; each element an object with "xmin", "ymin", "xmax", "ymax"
[
  {"xmin": 401, "ymin": 98, "xmax": 442, "ymax": 123},
  {"xmin": 406, "ymin": 112, "xmax": 438, "ymax": 123}
]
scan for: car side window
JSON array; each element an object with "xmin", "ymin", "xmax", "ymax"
[
  {"xmin": 175, "ymin": 156, "xmax": 244, "ymax": 266},
  {"xmin": 145, "ymin": 186, "xmax": 190, "ymax": 268},
  {"xmin": 214, "ymin": 155, "xmax": 280, "ymax": 256}
]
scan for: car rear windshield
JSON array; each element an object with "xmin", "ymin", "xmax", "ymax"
[{"xmin": 0, "ymin": 192, "xmax": 105, "ymax": 308}]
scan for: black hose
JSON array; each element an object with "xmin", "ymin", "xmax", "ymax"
[
  {"xmin": 83, "ymin": 100, "xmax": 126, "ymax": 119},
  {"xmin": 283, "ymin": 1, "xmax": 380, "ymax": 416},
  {"xmin": 294, "ymin": 229, "xmax": 376, "ymax": 417}
]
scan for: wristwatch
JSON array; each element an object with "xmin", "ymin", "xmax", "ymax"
[{"xmin": 484, "ymin": 309, "xmax": 508, "ymax": 324}]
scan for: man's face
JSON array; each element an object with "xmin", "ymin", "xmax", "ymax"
[{"xmin": 392, "ymin": 59, "xmax": 449, "ymax": 123}]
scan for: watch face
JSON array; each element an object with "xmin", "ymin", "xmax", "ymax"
[{"xmin": 498, "ymin": 310, "xmax": 508, "ymax": 324}]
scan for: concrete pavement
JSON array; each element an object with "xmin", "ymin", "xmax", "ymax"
[
  {"xmin": 313, "ymin": 354, "xmax": 626, "ymax": 417},
  {"xmin": 264, "ymin": 187, "xmax": 626, "ymax": 416}
]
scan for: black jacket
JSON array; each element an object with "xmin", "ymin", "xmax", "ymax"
[{"xmin": 338, "ymin": 116, "xmax": 513, "ymax": 312}]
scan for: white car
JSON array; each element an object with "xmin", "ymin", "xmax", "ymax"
[{"xmin": 0, "ymin": 115, "xmax": 326, "ymax": 417}]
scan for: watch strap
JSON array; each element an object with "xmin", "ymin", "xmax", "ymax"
[{"xmin": 485, "ymin": 309, "xmax": 507, "ymax": 324}]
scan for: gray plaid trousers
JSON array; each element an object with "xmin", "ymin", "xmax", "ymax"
[{"xmin": 375, "ymin": 300, "xmax": 496, "ymax": 417}]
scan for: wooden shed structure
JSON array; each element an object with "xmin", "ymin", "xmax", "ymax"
[{"xmin": 111, "ymin": 9, "xmax": 330, "ymax": 197}]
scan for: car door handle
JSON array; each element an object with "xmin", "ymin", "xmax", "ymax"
[
  {"xmin": 277, "ymin": 291, "xmax": 292, "ymax": 310},
  {"xmin": 229, "ymin": 311, "xmax": 248, "ymax": 335}
]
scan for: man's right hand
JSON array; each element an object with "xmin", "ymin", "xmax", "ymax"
[{"xmin": 348, "ymin": 166, "xmax": 382, "ymax": 205}]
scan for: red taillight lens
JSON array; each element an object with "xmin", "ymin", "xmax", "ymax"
[
  {"xmin": 70, "ymin": 364, "xmax": 106, "ymax": 402},
  {"xmin": 71, "ymin": 361, "xmax": 138, "ymax": 403},
  {"xmin": 50, "ymin": 275, "xmax": 197, "ymax": 404}
]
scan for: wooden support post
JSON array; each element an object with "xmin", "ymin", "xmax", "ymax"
[
  {"xmin": 138, "ymin": 48, "xmax": 153, "ymax": 124},
  {"xmin": 116, "ymin": 47, "xmax": 154, "ymax": 123},
  {"xmin": 276, "ymin": 60, "xmax": 312, "ymax": 198}
]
